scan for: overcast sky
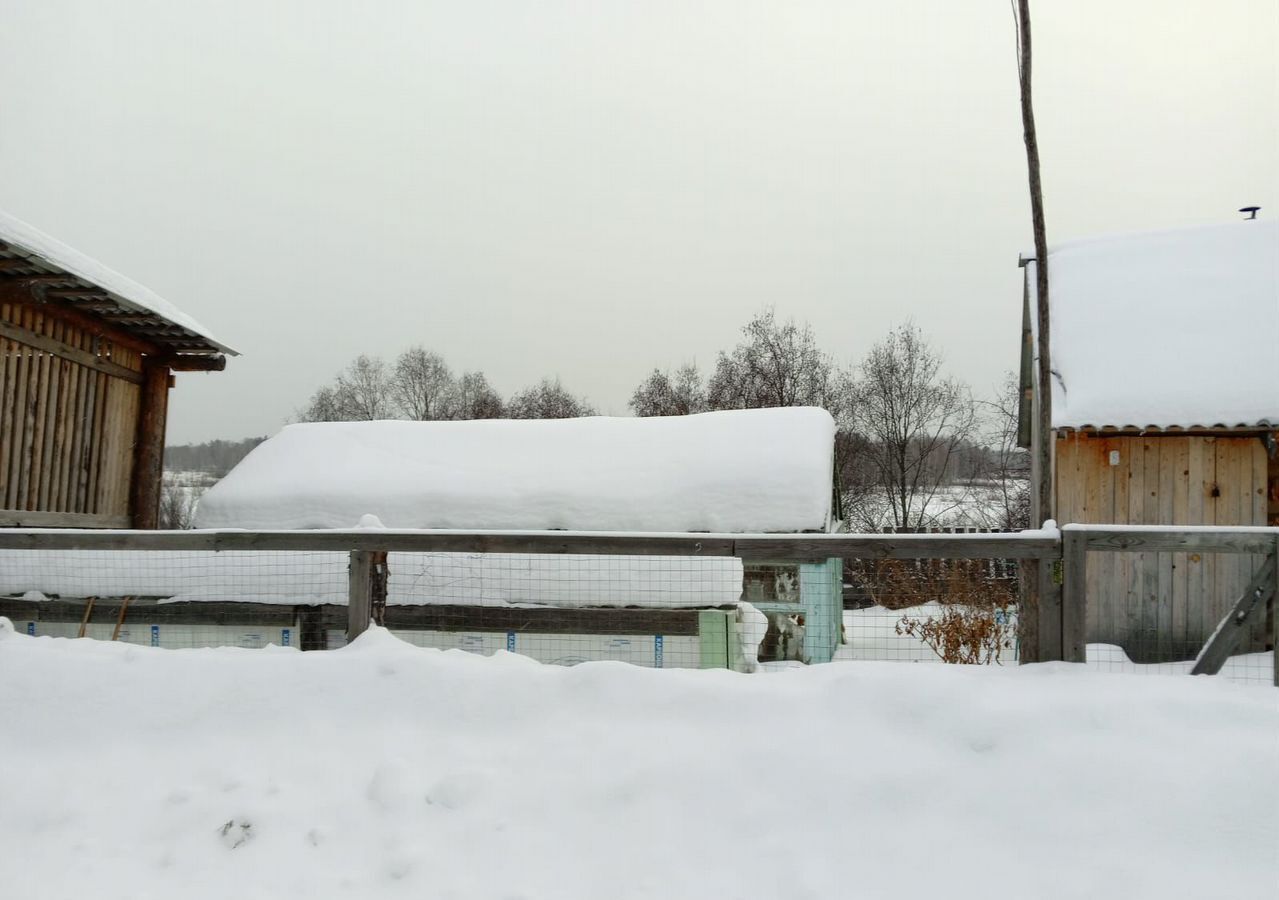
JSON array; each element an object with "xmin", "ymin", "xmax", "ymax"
[{"xmin": 1, "ymin": 0, "xmax": 1274, "ymax": 444}]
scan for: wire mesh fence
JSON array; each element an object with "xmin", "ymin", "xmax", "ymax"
[{"xmin": 0, "ymin": 527, "xmax": 1273, "ymax": 685}]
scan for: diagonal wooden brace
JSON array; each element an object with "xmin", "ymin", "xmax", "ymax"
[{"xmin": 1190, "ymin": 552, "xmax": 1277, "ymax": 676}]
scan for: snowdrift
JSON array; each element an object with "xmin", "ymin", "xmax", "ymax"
[{"xmin": 0, "ymin": 622, "xmax": 1275, "ymax": 900}]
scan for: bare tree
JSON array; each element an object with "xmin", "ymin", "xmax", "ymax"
[
  {"xmin": 848, "ymin": 324, "xmax": 978, "ymax": 531},
  {"xmin": 507, "ymin": 377, "xmax": 596, "ymax": 419},
  {"xmin": 978, "ymin": 373, "xmax": 1031, "ymax": 531},
  {"xmin": 157, "ymin": 480, "xmax": 199, "ymax": 529},
  {"xmin": 453, "ymin": 371, "xmax": 505, "ymax": 420},
  {"xmin": 298, "ymin": 355, "xmax": 395, "ymax": 422},
  {"xmin": 391, "ymin": 347, "xmax": 457, "ymax": 420},
  {"xmin": 629, "ymin": 363, "xmax": 708, "ymax": 416},
  {"xmin": 707, "ymin": 309, "xmax": 837, "ymax": 410},
  {"xmin": 297, "ymin": 384, "xmax": 350, "ymax": 423}
]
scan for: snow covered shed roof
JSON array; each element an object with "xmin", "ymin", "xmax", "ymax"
[
  {"xmin": 194, "ymin": 408, "xmax": 838, "ymax": 532},
  {"xmin": 1028, "ymin": 219, "xmax": 1278, "ymax": 431},
  {"xmin": 0, "ymin": 209, "xmax": 233, "ymax": 357}
]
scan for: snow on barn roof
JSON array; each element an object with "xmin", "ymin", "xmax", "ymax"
[
  {"xmin": 194, "ymin": 408, "xmax": 837, "ymax": 532},
  {"xmin": 0, "ymin": 208, "xmax": 233, "ymax": 356},
  {"xmin": 1030, "ymin": 219, "xmax": 1278, "ymax": 430}
]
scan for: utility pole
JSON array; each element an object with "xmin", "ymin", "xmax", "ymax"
[{"xmin": 1015, "ymin": 0, "xmax": 1052, "ymax": 527}]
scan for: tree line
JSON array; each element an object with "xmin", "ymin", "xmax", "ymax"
[
  {"xmin": 288, "ymin": 310, "xmax": 1029, "ymax": 532},
  {"xmin": 298, "ymin": 352, "xmax": 594, "ymax": 423}
]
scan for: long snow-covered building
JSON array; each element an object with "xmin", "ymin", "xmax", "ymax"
[{"xmin": 194, "ymin": 407, "xmax": 839, "ymax": 533}]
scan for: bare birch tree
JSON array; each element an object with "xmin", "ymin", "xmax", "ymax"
[
  {"xmin": 848, "ymin": 324, "xmax": 978, "ymax": 531},
  {"xmin": 391, "ymin": 347, "xmax": 457, "ymax": 421}
]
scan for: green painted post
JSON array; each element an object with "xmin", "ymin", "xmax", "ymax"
[
  {"xmin": 697, "ymin": 609, "xmax": 729, "ymax": 669},
  {"xmin": 799, "ymin": 558, "xmax": 842, "ymax": 664}
]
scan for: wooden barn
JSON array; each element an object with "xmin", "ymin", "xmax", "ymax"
[
  {"xmin": 1020, "ymin": 219, "xmax": 1278, "ymax": 661},
  {"xmin": 0, "ymin": 211, "xmax": 233, "ymax": 529}
]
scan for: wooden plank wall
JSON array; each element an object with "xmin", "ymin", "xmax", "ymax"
[
  {"xmin": 1056, "ymin": 432, "xmax": 1270, "ymax": 662},
  {"xmin": 0, "ymin": 302, "xmax": 142, "ymax": 525}
]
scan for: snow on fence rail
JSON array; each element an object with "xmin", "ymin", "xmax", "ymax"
[{"xmin": 0, "ymin": 526, "xmax": 1273, "ymax": 684}]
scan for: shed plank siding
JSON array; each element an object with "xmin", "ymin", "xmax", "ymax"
[
  {"xmin": 1056, "ymin": 433, "xmax": 1269, "ymax": 661},
  {"xmin": 0, "ymin": 303, "xmax": 146, "ymax": 526}
]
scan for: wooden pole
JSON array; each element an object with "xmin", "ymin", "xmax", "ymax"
[
  {"xmin": 129, "ymin": 362, "xmax": 170, "ymax": 529},
  {"xmin": 111, "ymin": 596, "xmax": 132, "ymax": 641},
  {"xmin": 1273, "ymin": 537, "xmax": 1278, "ymax": 687},
  {"xmin": 348, "ymin": 550, "xmax": 373, "ymax": 643},
  {"xmin": 1015, "ymin": 0, "xmax": 1053, "ymax": 527},
  {"xmin": 77, "ymin": 596, "xmax": 96, "ymax": 638},
  {"xmin": 1061, "ymin": 530, "xmax": 1087, "ymax": 662}
]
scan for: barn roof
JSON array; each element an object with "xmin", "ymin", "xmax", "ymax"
[
  {"xmin": 1029, "ymin": 219, "xmax": 1278, "ymax": 431},
  {"xmin": 0, "ymin": 209, "xmax": 234, "ymax": 357},
  {"xmin": 194, "ymin": 408, "xmax": 837, "ymax": 532}
]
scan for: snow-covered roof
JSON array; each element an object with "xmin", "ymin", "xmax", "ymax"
[
  {"xmin": 1029, "ymin": 219, "xmax": 1278, "ymax": 430},
  {"xmin": 0, "ymin": 209, "xmax": 233, "ymax": 356},
  {"xmin": 194, "ymin": 408, "xmax": 837, "ymax": 532}
]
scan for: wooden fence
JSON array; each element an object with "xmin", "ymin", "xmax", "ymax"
[{"xmin": 0, "ymin": 526, "xmax": 1274, "ymax": 683}]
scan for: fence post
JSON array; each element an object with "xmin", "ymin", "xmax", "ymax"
[
  {"xmin": 348, "ymin": 550, "xmax": 373, "ymax": 643},
  {"xmin": 1061, "ymin": 529, "xmax": 1087, "ymax": 663},
  {"xmin": 1037, "ymin": 544, "xmax": 1064, "ymax": 662},
  {"xmin": 1018, "ymin": 558, "xmax": 1041, "ymax": 663},
  {"xmin": 1273, "ymin": 536, "xmax": 1278, "ymax": 688}
]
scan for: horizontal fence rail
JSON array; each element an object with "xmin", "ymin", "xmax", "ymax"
[
  {"xmin": 0, "ymin": 528, "xmax": 1062, "ymax": 559},
  {"xmin": 1, "ymin": 525, "xmax": 1274, "ymax": 684}
]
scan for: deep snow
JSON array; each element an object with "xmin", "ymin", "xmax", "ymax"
[
  {"xmin": 193, "ymin": 408, "xmax": 837, "ymax": 532},
  {"xmin": 1029, "ymin": 219, "xmax": 1279, "ymax": 430},
  {"xmin": 0, "ymin": 620, "xmax": 1275, "ymax": 900}
]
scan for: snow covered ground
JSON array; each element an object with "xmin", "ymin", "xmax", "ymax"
[{"xmin": 1, "ymin": 619, "xmax": 1275, "ymax": 900}]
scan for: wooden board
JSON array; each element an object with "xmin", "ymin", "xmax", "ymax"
[{"xmin": 1056, "ymin": 434, "xmax": 1270, "ymax": 661}]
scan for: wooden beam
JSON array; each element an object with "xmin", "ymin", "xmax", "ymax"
[
  {"xmin": 1077, "ymin": 528, "xmax": 1277, "ymax": 555},
  {"xmin": 77, "ymin": 596, "xmax": 96, "ymax": 638},
  {"xmin": 348, "ymin": 550, "xmax": 373, "ymax": 643},
  {"xmin": 129, "ymin": 363, "xmax": 170, "ymax": 529},
  {"xmin": 383, "ymin": 604, "xmax": 703, "ymax": 636},
  {"xmin": 156, "ymin": 354, "xmax": 226, "ymax": 372},
  {"xmin": 111, "ymin": 596, "xmax": 132, "ymax": 641},
  {"xmin": 1018, "ymin": 558, "xmax": 1042, "ymax": 663},
  {"xmin": 0, "ymin": 259, "xmax": 45, "ymax": 272},
  {"xmin": 0, "ymin": 596, "xmax": 298, "ymax": 627},
  {"xmin": 1061, "ymin": 529, "xmax": 1088, "ymax": 662},
  {"xmin": 0, "ymin": 528, "xmax": 1062, "ymax": 559},
  {"xmin": 1190, "ymin": 553, "xmax": 1277, "ymax": 675},
  {"xmin": 0, "ymin": 509, "xmax": 132, "ymax": 528},
  {"xmin": 0, "ymin": 317, "xmax": 143, "ymax": 384}
]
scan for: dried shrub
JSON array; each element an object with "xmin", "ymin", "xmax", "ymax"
[
  {"xmin": 849, "ymin": 557, "xmax": 1018, "ymax": 664},
  {"xmin": 896, "ymin": 605, "xmax": 1015, "ymax": 665}
]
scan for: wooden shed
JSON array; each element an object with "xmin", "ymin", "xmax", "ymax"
[
  {"xmin": 0, "ymin": 211, "xmax": 234, "ymax": 529},
  {"xmin": 1020, "ymin": 219, "xmax": 1278, "ymax": 661}
]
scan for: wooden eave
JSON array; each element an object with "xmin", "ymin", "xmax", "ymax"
[
  {"xmin": 0, "ymin": 240, "xmax": 231, "ymax": 365},
  {"xmin": 1054, "ymin": 424, "xmax": 1278, "ymax": 438}
]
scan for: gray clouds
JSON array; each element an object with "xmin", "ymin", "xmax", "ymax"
[{"xmin": 0, "ymin": 0, "xmax": 1273, "ymax": 442}]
